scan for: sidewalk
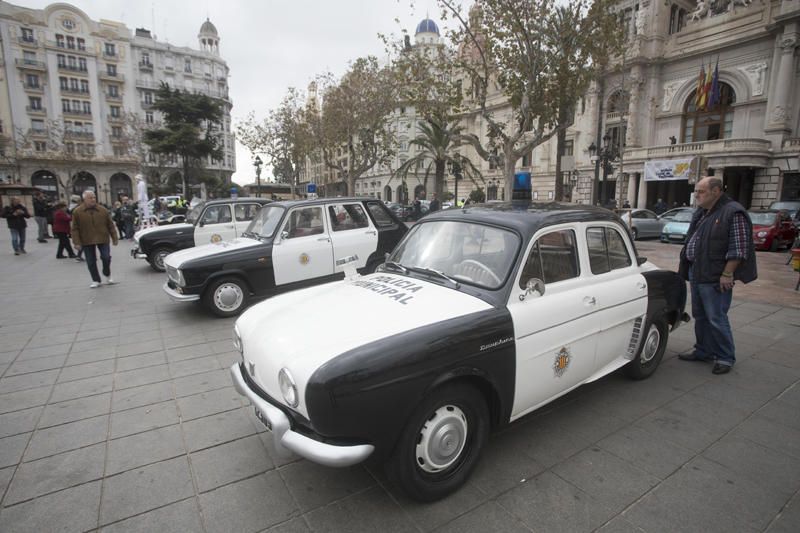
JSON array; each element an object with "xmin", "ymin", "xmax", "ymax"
[{"xmin": 0, "ymin": 232, "xmax": 798, "ymax": 532}]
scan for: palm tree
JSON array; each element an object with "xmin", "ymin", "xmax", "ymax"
[{"xmin": 392, "ymin": 116, "xmax": 482, "ymax": 201}]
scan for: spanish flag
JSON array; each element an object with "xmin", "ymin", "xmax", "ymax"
[
  {"xmin": 698, "ymin": 62, "xmax": 713, "ymax": 111},
  {"xmin": 695, "ymin": 64, "xmax": 705, "ymax": 109}
]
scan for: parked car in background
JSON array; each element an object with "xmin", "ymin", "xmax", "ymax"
[
  {"xmin": 660, "ymin": 208, "xmax": 696, "ymax": 244},
  {"xmin": 659, "ymin": 207, "xmax": 694, "ymax": 222},
  {"xmin": 749, "ymin": 210, "xmax": 799, "ymax": 251},
  {"xmin": 619, "ymin": 208, "xmax": 664, "ymax": 240},
  {"xmin": 768, "ymin": 201, "xmax": 800, "ymax": 227},
  {"xmin": 132, "ymin": 198, "xmax": 270, "ymax": 272}
]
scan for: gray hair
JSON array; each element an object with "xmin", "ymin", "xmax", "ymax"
[
  {"xmin": 704, "ymin": 176, "xmax": 723, "ymax": 192},
  {"xmin": 82, "ymin": 190, "xmax": 96, "ymax": 200}
]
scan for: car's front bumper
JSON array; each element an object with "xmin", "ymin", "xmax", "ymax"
[
  {"xmin": 229, "ymin": 363, "xmax": 374, "ymax": 467},
  {"xmin": 130, "ymin": 246, "xmax": 147, "ymax": 259},
  {"xmin": 162, "ymin": 281, "xmax": 200, "ymax": 302}
]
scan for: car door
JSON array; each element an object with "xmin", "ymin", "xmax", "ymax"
[
  {"xmin": 271, "ymin": 205, "xmax": 334, "ymax": 286},
  {"xmin": 635, "ymin": 210, "xmax": 661, "ymax": 237},
  {"xmin": 326, "ymin": 202, "xmax": 377, "ymax": 271},
  {"xmin": 507, "ymin": 225, "xmax": 600, "ymax": 421},
  {"xmin": 193, "ymin": 204, "xmax": 236, "ymax": 245},
  {"xmin": 233, "ymin": 203, "xmax": 263, "ymax": 236},
  {"xmin": 584, "ymin": 224, "xmax": 649, "ymax": 377}
]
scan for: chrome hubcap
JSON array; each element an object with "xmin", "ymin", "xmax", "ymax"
[
  {"xmin": 214, "ymin": 283, "xmax": 243, "ymax": 311},
  {"xmin": 641, "ymin": 324, "xmax": 661, "ymax": 363},
  {"xmin": 154, "ymin": 251, "xmax": 168, "ymax": 270},
  {"xmin": 416, "ymin": 405, "xmax": 467, "ymax": 473}
]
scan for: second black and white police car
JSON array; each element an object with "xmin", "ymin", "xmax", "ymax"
[
  {"xmin": 162, "ymin": 197, "xmax": 407, "ymax": 316},
  {"xmin": 229, "ymin": 202, "xmax": 689, "ymax": 502}
]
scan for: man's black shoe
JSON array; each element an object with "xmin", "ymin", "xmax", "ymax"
[
  {"xmin": 712, "ymin": 364, "xmax": 732, "ymax": 375},
  {"xmin": 37, "ymin": 239, "xmax": 47, "ymax": 243},
  {"xmin": 678, "ymin": 353, "xmax": 710, "ymax": 362}
]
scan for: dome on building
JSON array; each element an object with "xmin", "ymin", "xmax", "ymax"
[
  {"xmin": 199, "ymin": 18, "xmax": 218, "ymax": 36},
  {"xmin": 415, "ymin": 18, "xmax": 439, "ymax": 36}
]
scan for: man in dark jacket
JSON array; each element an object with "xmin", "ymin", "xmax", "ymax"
[
  {"xmin": 2, "ymin": 197, "xmax": 31, "ymax": 255},
  {"xmin": 678, "ymin": 176, "xmax": 757, "ymax": 375},
  {"xmin": 72, "ymin": 190, "xmax": 119, "ymax": 288},
  {"xmin": 33, "ymin": 190, "xmax": 51, "ymax": 242},
  {"xmin": 429, "ymin": 193, "xmax": 441, "ymax": 213}
]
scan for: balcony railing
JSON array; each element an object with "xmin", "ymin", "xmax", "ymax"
[
  {"xmin": 26, "ymin": 106, "xmax": 46, "ymax": 114},
  {"xmin": 62, "ymin": 108, "xmax": 92, "ymax": 117},
  {"xmin": 65, "ymin": 131, "xmax": 95, "ymax": 140},
  {"xmin": 105, "ymin": 93, "xmax": 123, "ymax": 101},
  {"xmin": 22, "ymin": 83, "xmax": 43, "ymax": 92},
  {"xmin": 15, "ymin": 35, "xmax": 40, "ymax": 47},
  {"xmin": 99, "ymin": 71, "xmax": 124, "ymax": 81},
  {"xmin": 103, "ymin": 50, "xmax": 118, "ymax": 59},
  {"xmin": 782, "ymin": 138, "xmax": 800, "ymax": 149},
  {"xmin": 141, "ymin": 101, "xmax": 155, "ymax": 110},
  {"xmin": 623, "ymin": 138, "xmax": 773, "ymax": 161},
  {"xmin": 136, "ymin": 78, "xmax": 161, "ymax": 89},
  {"xmin": 60, "ymin": 87, "xmax": 91, "ymax": 96},
  {"xmin": 606, "ymin": 111, "xmax": 623, "ymax": 121},
  {"xmin": 57, "ymin": 64, "xmax": 88, "ymax": 74},
  {"xmin": 139, "ymin": 61, "xmax": 154, "ymax": 71},
  {"xmin": 15, "ymin": 58, "xmax": 46, "ymax": 70}
]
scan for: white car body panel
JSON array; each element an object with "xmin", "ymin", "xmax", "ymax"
[{"xmin": 164, "ymin": 237, "xmax": 262, "ymax": 269}]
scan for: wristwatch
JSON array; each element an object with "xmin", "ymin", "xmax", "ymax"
[{"xmin": 721, "ymin": 271, "xmax": 733, "ymax": 278}]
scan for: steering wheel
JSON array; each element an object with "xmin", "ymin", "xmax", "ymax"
[{"xmin": 457, "ymin": 259, "xmax": 502, "ymax": 285}]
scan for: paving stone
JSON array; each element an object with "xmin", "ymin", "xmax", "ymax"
[
  {"xmin": 433, "ymin": 501, "xmax": 531, "ymax": 533},
  {"xmin": 16, "ymin": 344, "xmax": 70, "ymax": 361},
  {"xmin": 113, "ymin": 364, "xmax": 170, "ymax": 390},
  {"xmin": 190, "ymin": 434, "xmax": 272, "ymax": 492},
  {"xmin": 304, "ymin": 487, "xmax": 420, "ymax": 533},
  {"xmin": 498, "ymin": 470, "xmax": 616, "ymax": 532},
  {"xmin": 777, "ymin": 382, "xmax": 800, "ymax": 407},
  {"xmin": 633, "ymin": 400, "xmax": 738, "ymax": 454},
  {"xmin": 24, "ymin": 415, "xmax": 109, "ymax": 462},
  {"xmin": 0, "ymin": 386, "xmax": 52, "ymax": 415},
  {"xmin": 176, "ymin": 386, "xmax": 243, "ymax": 421},
  {"xmin": 115, "ymin": 351, "xmax": 167, "ymax": 372},
  {"xmin": 166, "ymin": 342, "xmax": 215, "ymax": 362},
  {"xmin": 0, "ymin": 480, "xmax": 101, "ymax": 533},
  {"xmin": 4, "ymin": 353, "xmax": 67, "ymax": 376},
  {"xmin": 57, "ymin": 358, "xmax": 116, "ymax": 383},
  {"xmin": 173, "ymin": 368, "xmax": 230, "ymax": 398},
  {"xmin": 65, "ymin": 346, "xmax": 118, "ymax": 366},
  {"xmin": 0, "ymin": 406, "xmax": 43, "ymax": 439},
  {"xmin": 49, "ymin": 373, "xmax": 114, "ymax": 403},
  {"xmin": 0, "ymin": 432, "xmax": 30, "ymax": 468},
  {"xmin": 731, "ymin": 415, "xmax": 800, "ymax": 461},
  {"xmin": 596, "ymin": 516, "xmax": 649, "ymax": 533},
  {"xmin": 110, "ymin": 400, "xmax": 179, "ymax": 439},
  {"xmin": 469, "ymin": 429, "xmax": 547, "ymax": 497},
  {"xmin": 0, "ymin": 465, "xmax": 14, "ymax": 497},
  {"xmin": 766, "ymin": 491, "xmax": 800, "ymax": 533},
  {"xmin": 597, "ymin": 425, "xmax": 697, "ymax": 480},
  {"xmin": 100, "ymin": 456, "xmax": 194, "ymax": 525},
  {"xmin": 5, "ymin": 442, "xmax": 105, "ymax": 504},
  {"xmin": 281, "ymin": 459, "xmax": 374, "ymax": 513},
  {"xmin": 216, "ymin": 351, "xmax": 240, "ymax": 369},
  {"xmin": 545, "ymin": 400, "xmax": 629, "ymax": 443},
  {"xmin": 106, "ymin": 424, "xmax": 184, "ymax": 475},
  {"xmin": 756, "ymin": 399, "xmax": 800, "ymax": 432},
  {"xmin": 116, "ymin": 338, "xmax": 164, "ymax": 358},
  {"xmin": 199, "ymin": 472, "xmax": 300, "ymax": 533},
  {"xmin": 182, "ymin": 407, "xmax": 259, "ymax": 452},
  {"xmin": 118, "ymin": 320, "xmax": 161, "ymax": 337},
  {"xmin": 0, "ymin": 350, "xmax": 19, "ymax": 365},
  {"xmin": 263, "ymin": 517, "xmax": 312, "ymax": 533},
  {"xmin": 571, "ymin": 379, "xmax": 680, "ymax": 422},
  {"xmin": 509, "ymin": 412, "xmax": 592, "ymax": 469},
  {"xmin": 0, "ymin": 369, "xmax": 60, "ymax": 394},
  {"xmin": 168, "ymin": 354, "xmax": 222, "ymax": 378},
  {"xmin": 24, "ymin": 331, "xmax": 76, "ymax": 349},
  {"xmin": 38, "ymin": 393, "xmax": 111, "ymax": 428},
  {"xmin": 99, "ymin": 497, "xmax": 203, "ymax": 533},
  {"xmin": 111, "ymin": 381, "xmax": 174, "ymax": 412}
]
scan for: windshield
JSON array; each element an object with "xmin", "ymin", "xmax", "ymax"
[
  {"xmin": 748, "ymin": 212, "xmax": 777, "ymax": 225},
  {"xmin": 185, "ymin": 202, "xmax": 205, "ymax": 225},
  {"xmin": 672, "ymin": 210, "xmax": 695, "ymax": 222},
  {"xmin": 388, "ymin": 221, "xmax": 520, "ymax": 289},
  {"xmin": 246, "ymin": 205, "xmax": 285, "ymax": 237}
]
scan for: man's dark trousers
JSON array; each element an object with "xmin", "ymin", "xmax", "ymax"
[
  {"xmin": 82, "ymin": 243, "xmax": 111, "ymax": 283},
  {"xmin": 689, "ymin": 268, "xmax": 735, "ymax": 367}
]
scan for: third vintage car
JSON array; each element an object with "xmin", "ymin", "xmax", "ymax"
[
  {"xmin": 229, "ymin": 201, "xmax": 689, "ymax": 502},
  {"xmin": 162, "ymin": 197, "xmax": 408, "ymax": 316}
]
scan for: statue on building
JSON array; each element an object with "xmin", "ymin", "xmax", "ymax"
[
  {"xmin": 135, "ymin": 174, "xmax": 151, "ymax": 226},
  {"xmin": 691, "ymin": 0, "xmax": 752, "ymax": 21}
]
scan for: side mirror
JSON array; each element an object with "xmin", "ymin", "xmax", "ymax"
[
  {"xmin": 637, "ymin": 256, "xmax": 647, "ymax": 266},
  {"xmin": 281, "ymin": 230, "xmax": 289, "ymax": 240},
  {"xmin": 519, "ymin": 278, "xmax": 545, "ymax": 301},
  {"xmin": 197, "ymin": 219, "xmax": 204, "ymax": 227}
]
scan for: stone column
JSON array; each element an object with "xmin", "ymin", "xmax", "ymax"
[
  {"xmin": 626, "ymin": 67, "xmax": 645, "ymax": 148},
  {"xmin": 628, "ymin": 173, "xmax": 638, "ymax": 206},
  {"xmin": 637, "ymin": 175, "xmax": 648, "ymax": 209},
  {"xmin": 766, "ymin": 24, "xmax": 799, "ymax": 134}
]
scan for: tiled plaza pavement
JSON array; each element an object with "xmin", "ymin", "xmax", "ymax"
[{"xmin": 0, "ymin": 233, "xmax": 798, "ymax": 532}]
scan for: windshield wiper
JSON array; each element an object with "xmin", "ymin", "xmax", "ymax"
[
  {"xmin": 384, "ymin": 261, "xmax": 408, "ymax": 274},
  {"xmin": 407, "ymin": 266, "xmax": 460, "ymax": 288}
]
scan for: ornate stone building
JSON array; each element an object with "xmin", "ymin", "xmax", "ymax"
[{"xmin": 0, "ymin": 2, "xmax": 235, "ymax": 203}]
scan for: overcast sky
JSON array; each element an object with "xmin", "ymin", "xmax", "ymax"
[{"xmin": 16, "ymin": 0, "xmax": 455, "ymax": 186}]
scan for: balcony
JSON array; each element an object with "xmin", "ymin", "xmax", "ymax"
[
  {"xmin": 139, "ymin": 61, "xmax": 154, "ymax": 72},
  {"xmin": 47, "ymin": 41, "xmax": 93, "ymax": 56},
  {"xmin": 60, "ymin": 87, "xmax": 91, "ymax": 97},
  {"xmin": 108, "ymin": 114, "xmax": 124, "ymax": 123},
  {"xmin": 65, "ymin": 131, "xmax": 95, "ymax": 141},
  {"xmin": 15, "ymin": 58, "xmax": 46, "ymax": 70},
  {"xmin": 99, "ymin": 71, "xmax": 124, "ymax": 82},
  {"xmin": 105, "ymin": 92, "xmax": 123, "ymax": 101},
  {"xmin": 22, "ymin": 83, "xmax": 44, "ymax": 93},
  {"xmin": 141, "ymin": 101, "xmax": 155, "ymax": 110},
  {"xmin": 57, "ymin": 63, "xmax": 88, "ymax": 75},
  {"xmin": 135, "ymin": 78, "xmax": 160, "ymax": 89},
  {"xmin": 29, "ymin": 128, "xmax": 48, "ymax": 137},
  {"xmin": 622, "ymin": 138, "xmax": 774, "ymax": 170},
  {"xmin": 62, "ymin": 108, "xmax": 92, "ymax": 117},
  {"xmin": 26, "ymin": 106, "xmax": 46, "ymax": 115},
  {"xmin": 102, "ymin": 50, "xmax": 118, "ymax": 60},
  {"xmin": 15, "ymin": 35, "xmax": 40, "ymax": 48}
]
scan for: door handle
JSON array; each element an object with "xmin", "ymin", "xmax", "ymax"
[
  {"xmin": 365, "ymin": 230, "xmax": 377, "ymax": 235},
  {"xmin": 637, "ymin": 282, "xmax": 646, "ymax": 290},
  {"xmin": 317, "ymin": 237, "xmax": 330, "ymax": 242},
  {"xmin": 583, "ymin": 296, "xmax": 596, "ymax": 306}
]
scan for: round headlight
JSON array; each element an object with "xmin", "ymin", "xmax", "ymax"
[
  {"xmin": 757, "ymin": 231, "xmax": 767, "ymax": 238},
  {"xmin": 278, "ymin": 368, "xmax": 299, "ymax": 408},
  {"xmin": 232, "ymin": 325, "xmax": 242, "ymax": 355}
]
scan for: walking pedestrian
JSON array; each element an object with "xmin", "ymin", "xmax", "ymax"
[
  {"xmin": 1, "ymin": 196, "xmax": 30, "ymax": 255},
  {"xmin": 677, "ymin": 176, "xmax": 757, "ymax": 375},
  {"xmin": 33, "ymin": 190, "xmax": 50, "ymax": 242},
  {"xmin": 71, "ymin": 190, "xmax": 119, "ymax": 288},
  {"xmin": 430, "ymin": 193, "xmax": 441, "ymax": 213},
  {"xmin": 120, "ymin": 197, "xmax": 136, "ymax": 239},
  {"xmin": 68, "ymin": 195, "xmax": 85, "ymax": 262},
  {"xmin": 52, "ymin": 202, "xmax": 77, "ymax": 259}
]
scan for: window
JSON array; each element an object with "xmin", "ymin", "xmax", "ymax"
[
  {"xmin": 586, "ymin": 226, "xmax": 632, "ymax": 274},
  {"xmin": 145, "ymin": 111, "xmax": 154, "ymax": 124},
  {"xmin": 66, "ymin": 142, "xmax": 75, "ymax": 154},
  {"xmin": 105, "ymin": 43, "xmax": 116, "ymax": 56},
  {"xmin": 80, "ymin": 79, "xmax": 89, "ymax": 93},
  {"xmin": 71, "ymin": 99, "xmax": 80, "ymax": 111},
  {"xmin": 113, "ymin": 145, "xmax": 127, "ymax": 156},
  {"xmin": 21, "ymin": 28, "xmax": 34, "ymax": 42},
  {"xmin": 283, "ymin": 207, "xmax": 324, "ymax": 238},
  {"xmin": 57, "ymin": 54, "xmax": 66, "ymax": 67},
  {"xmin": 62, "ymin": 18, "xmax": 74, "ymax": 30},
  {"xmin": 112, "ymin": 126, "xmax": 122, "ymax": 138},
  {"xmin": 201, "ymin": 205, "xmax": 232, "ymax": 225},
  {"xmin": 66, "ymin": 36, "xmax": 75, "ymax": 49},
  {"xmin": 521, "ymin": 151, "xmax": 532, "ymax": 167},
  {"xmin": 366, "ymin": 201, "xmax": 394, "ymax": 227},
  {"xmin": 26, "ymin": 74, "xmax": 39, "ymax": 88},
  {"xmin": 31, "ymin": 119, "xmax": 45, "ymax": 132},
  {"xmin": 69, "ymin": 78, "xmax": 78, "ymax": 91},
  {"xmin": 669, "ymin": 5, "xmax": 687, "ymax": 35},
  {"xmin": 29, "ymin": 96, "xmax": 42, "ymax": 110},
  {"xmin": 82, "ymin": 101, "xmax": 91, "ymax": 114},
  {"xmin": 328, "ymin": 203, "xmax": 369, "ymax": 231},
  {"xmin": 56, "ymin": 34, "xmax": 65, "ymax": 48},
  {"xmin": 110, "ymin": 105, "xmax": 120, "ymax": 118},
  {"xmin": 34, "ymin": 141, "xmax": 46, "ymax": 152},
  {"xmin": 184, "ymin": 58, "xmax": 192, "ymax": 73},
  {"xmin": 77, "ymin": 38, "xmax": 85, "ymax": 51},
  {"xmin": 519, "ymin": 229, "xmax": 580, "ymax": 287},
  {"xmin": 59, "ymin": 77, "xmax": 68, "ymax": 90},
  {"xmin": 62, "ymin": 99, "xmax": 71, "ymax": 112},
  {"xmin": 78, "ymin": 57, "xmax": 86, "ymax": 71},
  {"xmin": 563, "ymin": 140, "xmax": 574, "ymax": 156},
  {"xmin": 682, "ymin": 83, "xmax": 736, "ymax": 142},
  {"xmin": 143, "ymin": 91, "xmax": 153, "ymax": 104},
  {"xmin": 108, "ymin": 85, "xmax": 119, "ymax": 97},
  {"xmin": 234, "ymin": 203, "xmax": 262, "ymax": 222},
  {"xmin": 107, "ymin": 64, "xmax": 117, "ymax": 76}
]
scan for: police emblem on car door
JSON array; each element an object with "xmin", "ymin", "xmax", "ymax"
[{"xmin": 272, "ymin": 206, "xmax": 335, "ymax": 285}]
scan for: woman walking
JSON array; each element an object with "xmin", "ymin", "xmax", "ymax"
[{"xmin": 53, "ymin": 202, "xmax": 77, "ymax": 259}]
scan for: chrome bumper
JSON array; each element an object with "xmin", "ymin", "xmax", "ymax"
[
  {"xmin": 229, "ymin": 363, "xmax": 374, "ymax": 467},
  {"xmin": 162, "ymin": 281, "xmax": 200, "ymax": 302},
  {"xmin": 131, "ymin": 247, "xmax": 147, "ymax": 259}
]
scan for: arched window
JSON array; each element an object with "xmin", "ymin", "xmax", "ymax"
[
  {"xmin": 414, "ymin": 184, "xmax": 425, "ymax": 200},
  {"xmin": 683, "ymin": 82, "xmax": 736, "ymax": 143},
  {"xmin": 607, "ymin": 90, "xmax": 628, "ymax": 113},
  {"xmin": 109, "ymin": 173, "xmax": 132, "ymax": 201},
  {"xmin": 31, "ymin": 170, "xmax": 59, "ymax": 202},
  {"xmin": 384, "ymin": 185, "xmax": 392, "ymax": 202},
  {"xmin": 72, "ymin": 171, "xmax": 96, "ymax": 196},
  {"xmin": 487, "ymin": 184, "xmax": 498, "ymax": 201}
]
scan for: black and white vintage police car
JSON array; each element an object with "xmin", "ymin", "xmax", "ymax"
[
  {"xmin": 132, "ymin": 198, "xmax": 270, "ymax": 271},
  {"xmin": 162, "ymin": 197, "xmax": 408, "ymax": 316},
  {"xmin": 229, "ymin": 202, "xmax": 689, "ymax": 501}
]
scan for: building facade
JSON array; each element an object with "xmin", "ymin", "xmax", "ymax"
[{"xmin": 0, "ymin": 2, "xmax": 235, "ymax": 204}]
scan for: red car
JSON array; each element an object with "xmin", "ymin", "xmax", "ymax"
[{"xmin": 748, "ymin": 210, "xmax": 798, "ymax": 251}]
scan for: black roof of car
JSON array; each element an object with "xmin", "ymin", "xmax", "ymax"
[
  {"xmin": 263, "ymin": 197, "xmax": 380, "ymax": 209},
  {"xmin": 422, "ymin": 201, "xmax": 622, "ymax": 235},
  {"xmin": 202, "ymin": 197, "xmax": 271, "ymax": 206}
]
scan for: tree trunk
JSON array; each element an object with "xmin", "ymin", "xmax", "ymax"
[
  {"xmin": 554, "ymin": 106, "xmax": 571, "ymax": 202},
  {"xmin": 182, "ymin": 156, "xmax": 189, "ymax": 199},
  {"xmin": 435, "ymin": 160, "xmax": 445, "ymax": 198},
  {"xmin": 503, "ymin": 156, "xmax": 516, "ymax": 201}
]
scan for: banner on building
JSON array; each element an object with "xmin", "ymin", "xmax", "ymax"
[{"xmin": 644, "ymin": 158, "xmax": 695, "ymax": 181}]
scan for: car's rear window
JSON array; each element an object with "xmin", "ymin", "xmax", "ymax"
[{"xmin": 366, "ymin": 202, "xmax": 395, "ymax": 227}]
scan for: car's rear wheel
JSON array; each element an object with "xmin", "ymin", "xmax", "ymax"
[
  {"xmin": 386, "ymin": 383, "xmax": 489, "ymax": 502},
  {"xmin": 148, "ymin": 246, "xmax": 172, "ymax": 272},
  {"xmin": 631, "ymin": 227, "xmax": 639, "ymax": 240},
  {"xmin": 203, "ymin": 276, "xmax": 249, "ymax": 318},
  {"xmin": 769, "ymin": 238, "xmax": 779, "ymax": 252},
  {"xmin": 624, "ymin": 317, "xmax": 668, "ymax": 380}
]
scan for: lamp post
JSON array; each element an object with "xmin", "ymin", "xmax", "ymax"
[
  {"xmin": 588, "ymin": 133, "xmax": 619, "ymax": 207},
  {"xmin": 253, "ymin": 155, "xmax": 263, "ymax": 198},
  {"xmin": 447, "ymin": 156, "xmax": 463, "ymax": 207}
]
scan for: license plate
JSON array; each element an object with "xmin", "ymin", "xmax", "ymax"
[
  {"xmin": 254, "ymin": 407, "xmax": 272, "ymax": 431},
  {"xmin": 670, "ymin": 234, "xmax": 682, "ymax": 239}
]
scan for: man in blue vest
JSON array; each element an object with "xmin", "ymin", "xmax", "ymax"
[{"xmin": 678, "ymin": 176, "xmax": 757, "ymax": 375}]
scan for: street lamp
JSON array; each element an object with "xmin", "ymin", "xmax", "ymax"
[
  {"xmin": 588, "ymin": 133, "xmax": 619, "ymax": 207},
  {"xmin": 253, "ymin": 155, "xmax": 263, "ymax": 198},
  {"xmin": 447, "ymin": 156, "xmax": 463, "ymax": 207}
]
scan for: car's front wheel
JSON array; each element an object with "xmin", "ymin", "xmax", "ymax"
[
  {"xmin": 631, "ymin": 227, "xmax": 639, "ymax": 240},
  {"xmin": 148, "ymin": 246, "xmax": 173, "ymax": 272},
  {"xmin": 203, "ymin": 276, "xmax": 249, "ymax": 318},
  {"xmin": 624, "ymin": 317, "xmax": 668, "ymax": 380},
  {"xmin": 387, "ymin": 383, "xmax": 489, "ymax": 502}
]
